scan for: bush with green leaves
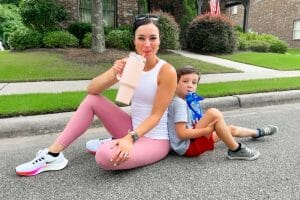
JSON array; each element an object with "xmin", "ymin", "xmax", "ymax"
[
  {"xmin": 105, "ymin": 29, "xmax": 133, "ymax": 50},
  {"xmin": 259, "ymin": 34, "xmax": 288, "ymax": 53},
  {"xmin": 43, "ymin": 31, "xmax": 79, "ymax": 48},
  {"xmin": 153, "ymin": 11, "xmax": 180, "ymax": 50},
  {"xmin": 188, "ymin": 14, "xmax": 236, "ymax": 54},
  {"xmin": 19, "ymin": 0, "xmax": 66, "ymax": 33},
  {"xmin": 82, "ymin": 32, "xmax": 92, "ymax": 48},
  {"xmin": 8, "ymin": 28, "xmax": 43, "ymax": 50},
  {"xmin": 234, "ymin": 25, "xmax": 243, "ymax": 33},
  {"xmin": 0, "ymin": 0, "xmax": 21, "ymax": 5},
  {"xmin": 0, "ymin": 4, "xmax": 26, "ymax": 48},
  {"xmin": 139, "ymin": 0, "xmax": 148, "ymax": 13},
  {"xmin": 237, "ymin": 37, "xmax": 249, "ymax": 50},
  {"xmin": 248, "ymin": 40, "xmax": 270, "ymax": 52},
  {"xmin": 104, "ymin": 26, "xmax": 114, "ymax": 36},
  {"xmin": 179, "ymin": 0, "xmax": 197, "ymax": 48},
  {"xmin": 268, "ymin": 39, "xmax": 288, "ymax": 54},
  {"xmin": 237, "ymin": 32, "xmax": 288, "ymax": 53},
  {"xmin": 67, "ymin": 22, "xmax": 91, "ymax": 43}
]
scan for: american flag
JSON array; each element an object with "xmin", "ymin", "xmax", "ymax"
[{"xmin": 210, "ymin": 0, "xmax": 220, "ymax": 15}]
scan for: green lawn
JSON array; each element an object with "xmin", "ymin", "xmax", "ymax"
[
  {"xmin": 0, "ymin": 50, "xmax": 238, "ymax": 82},
  {"xmin": 0, "ymin": 51, "xmax": 110, "ymax": 82},
  {"xmin": 160, "ymin": 52, "xmax": 237, "ymax": 74},
  {"xmin": 1, "ymin": 48, "xmax": 300, "ymax": 118},
  {"xmin": 0, "ymin": 90, "xmax": 117, "ymax": 118},
  {"xmin": 286, "ymin": 48, "xmax": 300, "ymax": 55},
  {"xmin": 1, "ymin": 77, "xmax": 300, "ymax": 118},
  {"xmin": 218, "ymin": 49, "xmax": 300, "ymax": 70}
]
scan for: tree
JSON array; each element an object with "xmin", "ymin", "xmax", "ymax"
[
  {"xmin": 19, "ymin": 0, "xmax": 66, "ymax": 33},
  {"xmin": 197, "ymin": 0, "xmax": 204, "ymax": 15},
  {"xmin": 91, "ymin": 0, "xmax": 105, "ymax": 53}
]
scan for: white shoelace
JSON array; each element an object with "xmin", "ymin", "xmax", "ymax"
[
  {"xmin": 32, "ymin": 150, "xmax": 47, "ymax": 165},
  {"xmin": 244, "ymin": 147, "xmax": 253, "ymax": 156},
  {"xmin": 262, "ymin": 127, "xmax": 272, "ymax": 135}
]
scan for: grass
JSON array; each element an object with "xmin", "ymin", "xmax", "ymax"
[
  {"xmin": 0, "ymin": 50, "xmax": 238, "ymax": 82},
  {"xmin": 218, "ymin": 48, "xmax": 300, "ymax": 70},
  {"xmin": 1, "ymin": 48, "xmax": 300, "ymax": 118},
  {"xmin": 287, "ymin": 48, "xmax": 300, "ymax": 55},
  {"xmin": 1, "ymin": 77, "xmax": 300, "ymax": 118},
  {"xmin": 0, "ymin": 90, "xmax": 117, "ymax": 118},
  {"xmin": 0, "ymin": 51, "xmax": 110, "ymax": 82},
  {"xmin": 160, "ymin": 52, "xmax": 237, "ymax": 73},
  {"xmin": 197, "ymin": 77, "xmax": 300, "ymax": 97}
]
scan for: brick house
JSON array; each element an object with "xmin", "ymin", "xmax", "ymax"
[
  {"xmin": 57, "ymin": 0, "xmax": 141, "ymax": 28},
  {"xmin": 227, "ymin": 0, "xmax": 300, "ymax": 47},
  {"xmin": 57, "ymin": 0, "xmax": 185, "ymax": 27}
]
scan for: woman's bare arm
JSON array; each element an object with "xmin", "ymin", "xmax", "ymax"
[{"xmin": 87, "ymin": 58, "xmax": 126, "ymax": 94}]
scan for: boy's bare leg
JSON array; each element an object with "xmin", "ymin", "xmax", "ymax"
[
  {"xmin": 228, "ymin": 125, "xmax": 257, "ymax": 138},
  {"xmin": 195, "ymin": 108, "xmax": 239, "ymax": 150}
]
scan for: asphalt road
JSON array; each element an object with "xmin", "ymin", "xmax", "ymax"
[{"xmin": 1, "ymin": 103, "xmax": 300, "ymax": 200}]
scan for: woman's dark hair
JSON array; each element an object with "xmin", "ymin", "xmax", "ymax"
[
  {"xmin": 176, "ymin": 65, "xmax": 201, "ymax": 83},
  {"xmin": 133, "ymin": 14, "xmax": 160, "ymax": 34}
]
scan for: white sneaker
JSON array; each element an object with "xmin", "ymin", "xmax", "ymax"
[
  {"xmin": 15, "ymin": 149, "xmax": 68, "ymax": 176},
  {"xmin": 86, "ymin": 138, "xmax": 112, "ymax": 155}
]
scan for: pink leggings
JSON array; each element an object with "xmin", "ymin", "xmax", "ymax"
[{"xmin": 56, "ymin": 94, "xmax": 170, "ymax": 170}]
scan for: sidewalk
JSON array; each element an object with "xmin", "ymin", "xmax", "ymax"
[{"xmin": 1, "ymin": 51, "xmax": 300, "ymax": 138}]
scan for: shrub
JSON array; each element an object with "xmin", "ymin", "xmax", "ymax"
[
  {"xmin": 268, "ymin": 39, "xmax": 288, "ymax": 54},
  {"xmin": 43, "ymin": 31, "xmax": 79, "ymax": 48},
  {"xmin": 237, "ymin": 37, "xmax": 249, "ymax": 50},
  {"xmin": 179, "ymin": 0, "xmax": 197, "ymax": 48},
  {"xmin": 0, "ymin": 0, "xmax": 21, "ymax": 5},
  {"xmin": 237, "ymin": 32, "xmax": 288, "ymax": 53},
  {"xmin": 139, "ymin": 0, "xmax": 148, "ymax": 13},
  {"xmin": 8, "ymin": 28, "xmax": 43, "ymax": 50},
  {"xmin": 188, "ymin": 13, "xmax": 236, "ymax": 54},
  {"xmin": 0, "ymin": 4, "xmax": 26, "ymax": 48},
  {"xmin": 105, "ymin": 29, "xmax": 133, "ymax": 50},
  {"xmin": 82, "ymin": 32, "xmax": 92, "ymax": 48},
  {"xmin": 19, "ymin": 0, "xmax": 66, "ymax": 33},
  {"xmin": 153, "ymin": 11, "xmax": 180, "ymax": 50},
  {"xmin": 248, "ymin": 40, "xmax": 270, "ymax": 52},
  {"xmin": 104, "ymin": 26, "xmax": 114, "ymax": 35},
  {"xmin": 116, "ymin": 25, "xmax": 133, "ymax": 33},
  {"xmin": 259, "ymin": 34, "xmax": 288, "ymax": 54},
  {"xmin": 234, "ymin": 25, "xmax": 243, "ymax": 33},
  {"xmin": 67, "ymin": 22, "xmax": 91, "ymax": 43}
]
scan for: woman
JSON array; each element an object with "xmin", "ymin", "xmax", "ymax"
[{"xmin": 16, "ymin": 14, "xmax": 177, "ymax": 176}]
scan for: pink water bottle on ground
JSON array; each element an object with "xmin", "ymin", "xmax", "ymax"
[{"xmin": 116, "ymin": 52, "xmax": 146, "ymax": 105}]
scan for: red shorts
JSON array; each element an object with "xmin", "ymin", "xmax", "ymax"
[{"xmin": 184, "ymin": 133, "xmax": 214, "ymax": 157}]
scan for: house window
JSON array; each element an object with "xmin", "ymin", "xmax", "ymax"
[
  {"xmin": 293, "ymin": 20, "xmax": 300, "ymax": 40},
  {"xmin": 79, "ymin": 0, "xmax": 116, "ymax": 27},
  {"xmin": 103, "ymin": 0, "xmax": 116, "ymax": 27},
  {"xmin": 231, "ymin": 6, "xmax": 238, "ymax": 15},
  {"xmin": 79, "ymin": 0, "xmax": 92, "ymax": 23}
]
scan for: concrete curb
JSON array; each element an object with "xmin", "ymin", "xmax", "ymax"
[{"xmin": 1, "ymin": 90, "xmax": 300, "ymax": 139}]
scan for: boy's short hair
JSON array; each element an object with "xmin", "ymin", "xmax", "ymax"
[{"xmin": 176, "ymin": 65, "xmax": 201, "ymax": 83}]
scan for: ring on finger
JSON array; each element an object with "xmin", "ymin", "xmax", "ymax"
[{"xmin": 123, "ymin": 152, "xmax": 129, "ymax": 158}]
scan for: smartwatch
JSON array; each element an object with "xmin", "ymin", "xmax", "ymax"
[{"xmin": 128, "ymin": 130, "xmax": 139, "ymax": 142}]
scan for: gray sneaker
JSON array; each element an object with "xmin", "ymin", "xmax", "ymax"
[
  {"xmin": 254, "ymin": 125, "xmax": 278, "ymax": 138},
  {"xmin": 227, "ymin": 143, "xmax": 260, "ymax": 161}
]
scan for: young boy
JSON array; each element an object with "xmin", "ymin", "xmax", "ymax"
[{"xmin": 167, "ymin": 66, "xmax": 278, "ymax": 160}]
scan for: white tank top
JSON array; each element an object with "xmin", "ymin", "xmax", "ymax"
[{"xmin": 131, "ymin": 59, "xmax": 169, "ymax": 140}]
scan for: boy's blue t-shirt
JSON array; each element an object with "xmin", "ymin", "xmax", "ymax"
[{"xmin": 167, "ymin": 96, "xmax": 193, "ymax": 155}]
